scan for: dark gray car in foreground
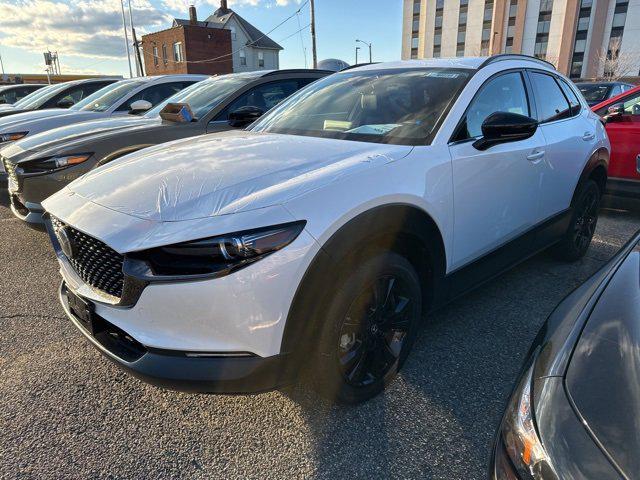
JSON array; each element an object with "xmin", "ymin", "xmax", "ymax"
[
  {"xmin": 1, "ymin": 69, "xmax": 330, "ymax": 225},
  {"xmin": 492, "ymin": 229, "xmax": 640, "ymax": 479}
]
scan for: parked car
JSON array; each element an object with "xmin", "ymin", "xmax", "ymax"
[
  {"xmin": 575, "ymin": 81, "xmax": 635, "ymax": 106},
  {"xmin": 0, "ymin": 84, "xmax": 46, "ymax": 105},
  {"xmin": 1, "ymin": 70, "xmax": 328, "ymax": 224},
  {"xmin": 0, "ymin": 75, "xmax": 206, "ymax": 148},
  {"xmin": 592, "ymin": 85, "xmax": 640, "ymax": 200},
  {"xmin": 0, "ymin": 78, "xmax": 119, "ymax": 118},
  {"xmin": 42, "ymin": 55, "xmax": 609, "ymax": 403},
  {"xmin": 491, "ymin": 230, "xmax": 640, "ymax": 479}
]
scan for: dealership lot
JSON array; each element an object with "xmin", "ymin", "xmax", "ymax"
[{"xmin": 0, "ymin": 191, "xmax": 638, "ymax": 479}]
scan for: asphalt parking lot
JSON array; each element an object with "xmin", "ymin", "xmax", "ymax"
[{"xmin": 1, "ymin": 191, "xmax": 638, "ymax": 480}]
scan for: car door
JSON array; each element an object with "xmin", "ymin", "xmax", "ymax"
[
  {"xmin": 529, "ymin": 71, "xmax": 597, "ymax": 220},
  {"xmin": 602, "ymin": 89, "xmax": 640, "ymax": 181},
  {"xmin": 207, "ymin": 79, "xmax": 300, "ymax": 133},
  {"xmin": 448, "ymin": 70, "xmax": 545, "ymax": 269}
]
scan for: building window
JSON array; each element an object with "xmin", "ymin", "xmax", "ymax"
[
  {"xmin": 258, "ymin": 51, "xmax": 265, "ymax": 68},
  {"xmin": 153, "ymin": 46, "xmax": 158, "ymax": 67},
  {"xmin": 173, "ymin": 42, "xmax": 183, "ymax": 62},
  {"xmin": 413, "ymin": 0, "xmax": 421, "ymax": 14},
  {"xmin": 433, "ymin": 45, "xmax": 441, "ymax": 57},
  {"xmin": 162, "ymin": 44, "xmax": 168, "ymax": 64},
  {"xmin": 604, "ymin": 0, "xmax": 628, "ymax": 77},
  {"xmin": 481, "ymin": 0, "xmax": 494, "ymax": 55},
  {"xmin": 433, "ymin": 0, "xmax": 444, "ymax": 58},
  {"xmin": 456, "ymin": 0, "xmax": 467, "ymax": 57},
  {"xmin": 229, "ymin": 26, "xmax": 237, "ymax": 40},
  {"xmin": 240, "ymin": 49, "xmax": 246, "ymax": 66},
  {"xmin": 534, "ymin": 0, "xmax": 553, "ymax": 59},
  {"xmin": 411, "ymin": 36, "xmax": 419, "ymax": 49},
  {"xmin": 504, "ymin": 0, "xmax": 518, "ymax": 52}
]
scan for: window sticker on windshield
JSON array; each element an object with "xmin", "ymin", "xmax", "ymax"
[
  {"xmin": 424, "ymin": 72, "xmax": 463, "ymax": 79},
  {"xmin": 346, "ymin": 124, "xmax": 401, "ymax": 135},
  {"xmin": 324, "ymin": 120, "xmax": 353, "ymax": 131}
]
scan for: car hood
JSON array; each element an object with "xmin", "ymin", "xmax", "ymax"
[
  {"xmin": 566, "ymin": 239, "xmax": 640, "ymax": 477},
  {"xmin": 59, "ymin": 132, "xmax": 413, "ymax": 222},
  {"xmin": 2, "ymin": 116, "xmax": 159, "ymax": 161},
  {"xmin": 0, "ymin": 109, "xmax": 104, "ymax": 136}
]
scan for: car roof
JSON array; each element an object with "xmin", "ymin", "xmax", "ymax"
[
  {"xmin": 576, "ymin": 81, "xmax": 628, "ymax": 86},
  {"xmin": 62, "ymin": 77, "xmax": 122, "ymax": 85},
  {"xmin": 344, "ymin": 55, "xmax": 555, "ymax": 73},
  {"xmin": 141, "ymin": 74, "xmax": 210, "ymax": 83}
]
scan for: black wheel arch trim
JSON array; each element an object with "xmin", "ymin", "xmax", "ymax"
[
  {"xmin": 576, "ymin": 147, "xmax": 608, "ymax": 197},
  {"xmin": 96, "ymin": 144, "xmax": 155, "ymax": 167},
  {"xmin": 280, "ymin": 203, "xmax": 447, "ymax": 359}
]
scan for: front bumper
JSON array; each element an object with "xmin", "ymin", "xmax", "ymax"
[
  {"xmin": 9, "ymin": 192, "xmax": 44, "ymax": 224},
  {"xmin": 59, "ymin": 281, "xmax": 294, "ymax": 393}
]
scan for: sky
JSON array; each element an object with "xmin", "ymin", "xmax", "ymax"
[{"xmin": 0, "ymin": 0, "xmax": 403, "ymax": 77}]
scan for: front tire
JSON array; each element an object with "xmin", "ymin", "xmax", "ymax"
[
  {"xmin": 313, "ymin": 252, "xmax": 422, "ymax": 404},
  {"xmin": 552, "ymin": 179, "xmax": 601, "ymax": 261}
]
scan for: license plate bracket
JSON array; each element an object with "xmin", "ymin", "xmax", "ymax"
[{"xmin": 66, "ymin": 289, "xmax": 96, "ymax": 334}]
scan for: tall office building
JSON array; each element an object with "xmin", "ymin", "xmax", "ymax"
[{"xmin": 402, "ymin": 0, "xmax": 640, "ymax": 78}]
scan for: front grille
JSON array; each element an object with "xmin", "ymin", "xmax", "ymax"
[
  {"xmin": 52, "ymin": 217, "xmax": 125, "ymax": 298},
  {"xmin": 2, "ymin": 156, "xmax": 18, "ymax": 189}
]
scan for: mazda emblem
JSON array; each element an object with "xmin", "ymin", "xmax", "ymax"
[{"xmin": 57, "ymin": 227, "xmax": 77, "ymax": 259}]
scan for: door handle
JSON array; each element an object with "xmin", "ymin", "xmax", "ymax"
[
  {"xmin": 582, "ymin": 131, "xmax": 595, "ymax": 141},
  {"xmin": 526, "ymin": 150, "xmax": 545, "ymax": 162}
]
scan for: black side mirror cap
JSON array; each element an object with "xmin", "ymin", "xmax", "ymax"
[
  {"xmin": 56, "ymin": 98, "xmax": 75, "ymax": 109},
  {"xmin": 473, "ymin": 111, "xmax": 538, "ymax": 151},
  {"xmin": 228, "ymin": 106, "xmax": 264, "ymax": 129}
]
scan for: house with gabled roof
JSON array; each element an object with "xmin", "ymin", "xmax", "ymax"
[{"xmin": 142, "ymin": 0, "xmax": 283, "ymax": 76}]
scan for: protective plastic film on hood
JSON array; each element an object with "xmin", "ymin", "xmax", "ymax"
[{"xmin": 67, "ymin": 131, "xmax": 413, "ymax": 222}]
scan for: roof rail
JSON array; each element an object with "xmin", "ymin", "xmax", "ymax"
[
  {"xmin": 479, "ymin": 54, "xmax": 556, "ymax": 70},
  {"xmin": 262, "ymin": 69, "xmax": 335, "ymax": 77},
  {"xmin": 337, "ymin": 62, "xmax": 381, "ymax": 72}
]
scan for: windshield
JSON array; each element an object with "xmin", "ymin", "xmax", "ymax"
[
  {"xmin": 577, "ymin": 84, "xmax": 612, "ymax": 103},
  {"xmin": 145, "ymin": 74, "xmax": 260, "ymax": 119},
  {"xmin": 13, "ymin": 83, "xmax": 64, "ymax": 109},
  {"xmin": 73, "ymin": 80, "xmax": 145, "ymax": 112},
  {"xmin": 251, "ymin": 68, "xmax": 471, "ymax": 145}
]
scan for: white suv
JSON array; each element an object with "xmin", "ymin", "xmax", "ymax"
[{"xmin": 42, "ymin": 56, "xmax": 609, "ymax": 403}]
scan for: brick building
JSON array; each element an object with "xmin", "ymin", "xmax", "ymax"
[{"xmin": 142, "ymin": 1, "xmax": 283, "ymax": 76}]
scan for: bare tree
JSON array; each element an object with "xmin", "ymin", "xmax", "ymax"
[{"xmin": 597, "ymin": 37, "xmax": 640, "ymax": 80}]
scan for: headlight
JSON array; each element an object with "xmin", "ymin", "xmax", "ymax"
[
  {"xmin": 130, "ymin": 221, "xmax": 306, "ymax": 278},
  {"xmin": 21, "ymin": 153, "xmax": 92, "ymax": 173},
  {"xmin": 0, "ymin": 131, "xmax": 28, "ymax": 143},
  {"xmin": 495, "ymin": 359, "xmax": 558, "ymax": 479}
]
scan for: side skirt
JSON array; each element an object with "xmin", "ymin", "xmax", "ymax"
[{"xmin": 432, "ymin": 209, "xmax": 572, "ymax": 310}]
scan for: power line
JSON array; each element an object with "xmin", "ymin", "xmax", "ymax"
[{"xmin": 151, "ymin": 0, "xmax": 310, "ymax": 66}]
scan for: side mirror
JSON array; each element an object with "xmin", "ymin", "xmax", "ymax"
[
  {"xmin": 56, "ymin": 96, "xmax": 75, "ymax": 108},
  {"xmin": 603, "ymin": 103, "xmax": 625, "ymax": 123},
  {"xmin": 129, "ymin": 99, "xmax": 153, "ymax": 114},
  {"xmin": 228, "ymin": 106, "xmax": 264, "ymax": 128},
  {"xmin": 473, "ymin": 112, "xmax": 538, "ymax": 151}
]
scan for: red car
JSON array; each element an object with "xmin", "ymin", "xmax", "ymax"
[{"xmin": 592, "ymin": 85, "xmax": 640, "ymax": 199}]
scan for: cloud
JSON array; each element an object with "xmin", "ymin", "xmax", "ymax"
[{"xmin": 0, "ymin": 0, "xmax": 172, "ymax": 60}]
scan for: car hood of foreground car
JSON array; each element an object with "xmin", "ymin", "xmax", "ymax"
[
  {"xmin": 1, "ymin": 116, "xmax": 160, "ymax": 162},
  {"xmin": 52, "ymin": 132, "xmax": 414, "ymax": 223},
  {"xmin": 565, "ymin": 238, "xmax": 640, "ymax": 477}
]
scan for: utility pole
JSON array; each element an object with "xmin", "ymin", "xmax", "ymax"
[
  {"xmin": 127, "ymin": 0, "xmax": 141, "ymax": 76},
  {"xmin": 120, "ymin": 0, "xmax": 133, "ymax": 78},
  {"xmin": 310, "ymin": 0, "xmax": 318, "ymax": 69},
  {"xmin": 356, "ymin": 39, "xmax": 372, "ymax": 63},
  {"xmin": 355, "ymin": 46, "xmax": 360, "ymax": 65},
  {"xmin": 0, "ymin": 51, "xmax": 5, "ymax": 76}
]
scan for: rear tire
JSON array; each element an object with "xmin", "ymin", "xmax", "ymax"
[
  {"xmin": 313, "ymin": 252, "xmax": 422, "ymax": 404},
  {"xmin": 551, "ymin": 179, "xmax": 601, "ymax": 261}
]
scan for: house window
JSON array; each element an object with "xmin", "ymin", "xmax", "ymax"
[
  {"xmin": 240, "ymin": 49, "xmax": 247, "ymax": 66},
  {"xmin": 173, "ymin": 42, "xmax": 183, "ymax": 62},
  {"xmin": 229, "ymin": 26, "xmax": 237, "ymax": 40},
  {"xmin": 162, "ymin": 44, "xmax": 168, "ymax": 64},
  {"xmin": 153, "ymin": 46, "xmax": 158, "ymax": 67},
  {"xmin": 258, "ymin": 51, "xmax": 265, "ymax": 68}
]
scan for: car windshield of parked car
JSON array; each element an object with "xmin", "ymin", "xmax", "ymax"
[
  {"xmin": 577, "ymin": 84, "xmax": 611, "ymax": 103},
  {"xmin": 73, "ymin": 80, "xmax": 145, "ymax": 112},
  {"xmin": 145, "ymin": 73, "xmax": 261, "ymax": 119},
  {"xmin": 251, "ymin": 68, "xmax": 471, "ymax": 144},
  {"xmin": 13, "ymin": 83, "xmax": 66, "ymax": 109}
]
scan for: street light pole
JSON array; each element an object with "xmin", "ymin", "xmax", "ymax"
[
  {"xmin": 356, "ymin": 39, "xmax": 372, "ymax": 63},
  {"xmin": 120, "ymin": 0, "xmax": 133, "ymax": 78},
  {"xmin": 310, "ymin": 0, "xmax": 318, "ymax": 69},
  {"xmin": 355, "ymin": 46, "xmax": 360, "ymax": 65},
  {"xmin": 127, "ymin": 0, "xmax": 141, "ymax": 77},
  {"xmin": 0, "ymin": 51, "xmax": 5, "ymax": 76}
]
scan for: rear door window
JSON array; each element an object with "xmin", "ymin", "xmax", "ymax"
[{"xmin": 529, "ymin": 72, "xmax": 572, "ymax": 123}]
